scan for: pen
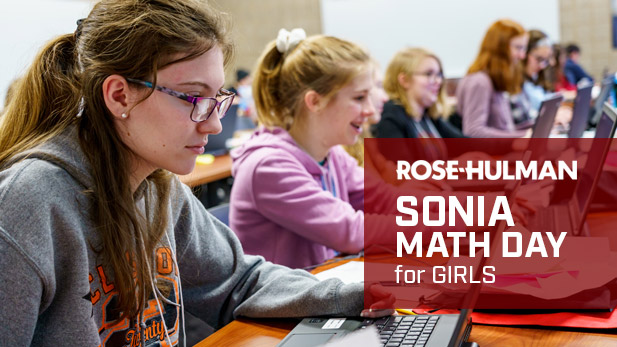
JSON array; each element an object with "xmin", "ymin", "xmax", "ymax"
[{"xmin": 395, "ymin": 309, "xmax": 417, "ymax": 315}]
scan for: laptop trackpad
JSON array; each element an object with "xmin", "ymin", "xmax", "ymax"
[{"xmin": 281, "ymin": 333, "xmax": 336, "ymax": 346}]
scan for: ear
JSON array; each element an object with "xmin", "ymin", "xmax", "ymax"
[
  {"xmin": 304, "ymin": 90, "xmax": 325, "ymax": 113},
  {"xmin": 102, "ymin": 74, "xmax": 133, "ymax": 119},
  {"xmin": 398, "ymin": 72, "xmax": 411, "ymax": 89}
]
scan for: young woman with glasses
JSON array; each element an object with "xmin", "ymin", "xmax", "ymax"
[
  {"xmin": 456, "ymin": 19, "xmax": 530, "ymax": 138},
  {"xmin": 0, "ymin": 1, "xmax": 392, "ymax": 345},
  {"xmin": 373, "ymin": 47, "xmax": 463, "ymax": 145},
  {"xmin": 511, "ymin": 29, "xmax": 572, "ymax": 127}
]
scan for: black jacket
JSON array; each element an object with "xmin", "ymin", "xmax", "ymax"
[{"xmin": 373, "ymin": 100, "xmax": 465, "ymax": 139}]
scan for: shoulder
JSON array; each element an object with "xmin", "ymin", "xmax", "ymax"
[
  {"xmin": 381, "ymin": 101, "xmax": 407, "ymax": 119},
  {"xmin": 0, "ymin": 158, "xmax": 82, "ymax": 210},
  {"xmin": 463, "ymin": 71, "xmax": 492, "ymax": 88},
  {"xmin": 376, "ymin": 102, "xmax": 409, "ymax": 134},
  {"xmin": 0, "ymin": 158, "xmax": 84, "ymax": 286}
]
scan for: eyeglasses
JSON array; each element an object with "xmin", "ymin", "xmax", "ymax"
[
  {"xmin": 126, "ymin": 78, "xmax": 235, "ymax": 122},
  {"xmin": 531, "ymin": 54, "xmax": 551, "ymax": 67},
  {"xmin": 413, "ymin": 71, "xmax": 444, "ymax": 82}
]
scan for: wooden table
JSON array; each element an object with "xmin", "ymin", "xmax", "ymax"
[
  {"xmin": 196, "ymin": 211, "xmax": 617, "ymax": 346},
  {"xmin": 195, "ymin": 319, "xmax": 617, "ymax": 347},
  {"xmin": 178, "ymin": 154, "xmax": 232, "ymax": 187}
]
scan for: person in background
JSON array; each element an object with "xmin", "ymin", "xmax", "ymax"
[
  {"xmin": 229, "ymin": 68, "xmax": 256, "ymax": 121},
  {"xmin": 512, "ymin": 30, "xmax": 572, "ymax": 127},
  {"xmin": 374, "ymin": 47, "xmax": 462, "ymax": 142},
  {"xmin": 0, "ymin": 2, "xmax": 391, "ymax": 345},
  {"xmin": 564, "ymin": 43, "xmax": 594, "ymax": 86},
  {"xmin": 456, "ymin": 19, "xmax": 529, "ymax": 138},
  {"xmin": 343, "ymin": 60, "xmax": 388, "ymax": 167},
  {"xmin": 550, "ymin": 43, "xmax": 577, "ymax": 92}
]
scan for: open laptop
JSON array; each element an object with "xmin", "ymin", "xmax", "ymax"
[
  {"xmin": 567, "ymin": 84, "xmax": 594, "ymax": 138},
  {"xmin": 204, "ymin": 104, "xmax": 238, "ymax": 156},
  {"xmin": 277, "ymin": 182, "xmax": 526, "ymax": 347},
  {"xmin": 527, "ymin": 102, "xmax": 617, "ymax": 236},
  {"xmin": 447, "ymin": 95, "xmax": 562, "ymax": 191},
  {"xmin": 589, "ymin": 77, "xmax": 614, "ymax": 126},
  {"xmin": 531, "ymin": 93, "xmax": 564, "ymax": 138}
]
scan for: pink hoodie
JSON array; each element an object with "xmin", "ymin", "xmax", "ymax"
[{"xmin": 230, "ymin": 126, "xmax": 364, "ymax": 268}]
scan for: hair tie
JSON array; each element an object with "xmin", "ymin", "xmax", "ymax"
[
  {"xmin": 534, "ymin": 37, "xmax": 552, "ymax": 48},
  {"xmin": 75, "ymin": 18, "xmax": 86, "ymax": 40},
  {"xmin": 275, "ymin": 28, "xmax": 306, "ymax": 55}
]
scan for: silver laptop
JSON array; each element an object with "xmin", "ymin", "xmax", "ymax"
[
  {"xmin": 531, "ymin": 93, "xmax": 564, "ymax": 138},
  {"xmin": 589, "ymin": 77, "xmax": 614, "ymax": 126},
  {"xmin": 527, "ymin": 102, "xmax": 617, "ymax": 236}
]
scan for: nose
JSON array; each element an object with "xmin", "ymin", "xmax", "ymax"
[
  {"xmin": 197, "ymin": 110, "xmax": 223, "ymax": 135},
  {"xmin": 380, "ymin": 89, "xmax": 388, "ymax": 104},
  {"xmin": 363, "ymin": 98, "xmax": 376, "ymax": 118}
]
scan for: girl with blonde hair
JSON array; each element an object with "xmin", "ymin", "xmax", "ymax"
[
  {"xmin": 375, "ymin": 47, "xmax": 462, "ymax": 145},
  {"xmin": 230, "ymin": 29, "xmax": 376, "ymax": 268}
]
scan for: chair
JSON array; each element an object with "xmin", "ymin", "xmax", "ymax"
[{"xmin": 207, "ymin": 202, "xmax": 230, "ymax": 226}]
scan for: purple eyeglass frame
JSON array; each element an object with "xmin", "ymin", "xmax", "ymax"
[{"xmin": 126, "ymin": 78, "xmax": 235, "ymax": 122}]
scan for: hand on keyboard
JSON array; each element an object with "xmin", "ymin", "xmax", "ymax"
[{"xmin": 361, "ymin": 284, "xmax": 396, "ymax": 318}]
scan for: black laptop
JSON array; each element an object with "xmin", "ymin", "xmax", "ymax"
[{"xmin": 204, "ymin": 104, "xmax": 239, "ymax": 156}]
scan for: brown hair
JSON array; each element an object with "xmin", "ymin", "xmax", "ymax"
[
  {"xmin": 253, "ymin": 34, "xmax": 370, "ymax": 130},
  {"xmin": 0, "ymin": 0, "xmax": 232, "ymax": 321},
  {"xmin": 523, "ymin": 29, "xmax": 554, "ymax": 91},
  {"xmin": 384, "ymin": 47, "xmax": 450, "ymax": 119},
  {"xmin": 468, "ymin": 19, "xmax": 526, "ymax": 94}
]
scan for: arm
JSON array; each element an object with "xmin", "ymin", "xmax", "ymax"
[
  {"xmin": 335, "ymin": 146, "xmax": 364, "ymax": 211},
  {"xmin": 0, "ymin": 233, "xmax": 42, "ymax": 345},
  {"xmin": 434, "ymin": 117, "xmax": 466, "ymax": 138},
  {"xmin": 249, "ymin": 155, "xmax": 364, "ymax": 254},
  {"xmin": 459, "ymin": 74, "xmax": 525, "ymax": 138},
  {"xmin": 173, "ymin": 185, "xmax": 363, "ymax": 328}
]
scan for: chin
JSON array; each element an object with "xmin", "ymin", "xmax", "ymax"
[{"xmin": 168, "ymin": 161, "xmax": 197, "ymax": 176}]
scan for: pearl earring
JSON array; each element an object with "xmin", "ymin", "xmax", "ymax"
[{"xmin": 121, "ymin": 113, "xmax": 127, "ymax": 119}]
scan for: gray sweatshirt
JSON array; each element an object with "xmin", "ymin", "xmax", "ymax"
[{"xmin": 0, "ymin": 127, "xmax": 363, "ymax": 346}]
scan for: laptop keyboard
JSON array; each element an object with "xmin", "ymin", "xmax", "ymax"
[
  {"xmin": 360, "ymin": 315, "xmax": 439, "ymax": 346},
  {"xmin": 528, "ymin": 205, "xmax": 572, "ymax": 237}
]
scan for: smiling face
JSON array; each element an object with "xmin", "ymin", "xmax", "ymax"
[
  {"xmin": 317, "ymin": 69, "xmax": 375, "ymax": 147},
  {"xmin": 115, "ymin": 46, "xmax": 225, "ymax": 181},
  {"xmin": 368, "ymin": 67, "xmax": 388, "ymax": 125},
  {"xmin": 406, "ymin": 56, "xmax": 443, "ymax": 113}
]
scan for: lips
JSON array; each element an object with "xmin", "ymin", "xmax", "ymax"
[
  {"xmin": 350, "ymin": 122, "xmax": 363, "ymax": 134},
  {"xmin": 186, "ymin": 141, "xmax": 208, "ymax": 155}
]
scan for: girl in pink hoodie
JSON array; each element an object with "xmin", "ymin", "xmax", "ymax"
[{"xmin": 230, "ymin": 30, "xmax": 375, "ymax": 268}]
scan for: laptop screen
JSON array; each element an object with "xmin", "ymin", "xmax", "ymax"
[
  {"xmin": 590, "ymin": 78, "xmax": 614, "ymax": 125},
  {"xmin": 574, "ymin": 103, "xmax": 617, "ymax": 232},
  {"xmin": 531, "ymin": 94, "xmax": 563, "ymax": 138},
  {"xmin": 568, "ymin": 84, "xmax": 593, "ymax": 138},
  {"xmin": 204, "ymin": 104, "xmax": 239, "ymax": 155}
]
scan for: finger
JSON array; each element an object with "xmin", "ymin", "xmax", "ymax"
[
  {"xmin": 517, "ymin": 199, "xmax": 537, "ymax": 213},
  {"xmin": 360, "ymin": 308, "xmax": 396, "ymax": 318}
]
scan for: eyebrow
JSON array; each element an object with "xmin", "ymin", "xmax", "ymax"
[{"xmin": 177, "ymin": 81, "xmax": 225, "ymax": 91}]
